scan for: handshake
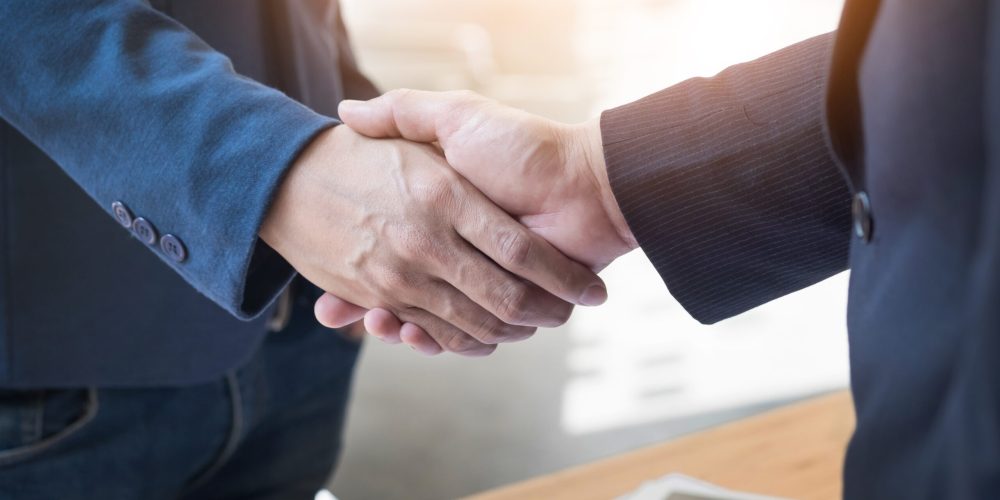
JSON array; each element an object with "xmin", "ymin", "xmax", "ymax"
[{"xmin": 260, "ymin": 90, "xmax": 639, "ymax": 356}]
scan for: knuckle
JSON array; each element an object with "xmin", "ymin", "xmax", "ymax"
[
  {"xmin": 380, "ymin": 269, "xmax": 405, "ymax": 289},
  {"xmin": 495, "ymin": 230, "xmax": 532, "ymax": 269},
  {"xmin": 378, "ymin": 268, "xmax": 416, "ymax": 295},
  {"xmin": 411, "ymin": 233, "xmax": 436, "ymax": 258},
  {"xmin": 413, "ymin": 177, "xmax": 455, "ymax": 207},
  {"xmin": 443, "ymin": 332, "xmax": 484, "ymax": 355},
  {"xmin": 453, "ymin": 94, "xmax": 488, "ymax": 122},
  {"xmin": 494, "ymin": 282, "xmax": 530, "ymax": 324},
  {"xmin": 435, "ymin": 291, "xmax": 466, "ymax": 326},
  {"xmin": 396, "ymin": 227, "xmax": 436, "ymax": 262},
  {"xmin": 506, "ymin": 326, "xmax": 538, "ymax": 344},
  {"xmin": 494, "ymin": 322, "xmax": 537, "ymax": 344},
  {"xmin": 386, "ymin": 88, "xmax": 414, "ymax": 104},
  {"xmin": 471, "ymin": 314, "xmax": 506, "ymax": 344}
]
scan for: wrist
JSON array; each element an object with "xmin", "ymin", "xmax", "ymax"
[
  {"xmin": 260, "ymin": 126, "xmax": 338, "ymax": 252},
  {"xmin": 574, "ymin": 117, "xmax": 637, "ymax": 250}
]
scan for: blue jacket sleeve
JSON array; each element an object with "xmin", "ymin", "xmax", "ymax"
[{"xmin": 0, "ymin": 0, "xmax": 337, "ymax": 319}]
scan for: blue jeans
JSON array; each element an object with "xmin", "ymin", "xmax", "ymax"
[{"xmin": 0, "ymin": 290, "xmax": 361, "ymax": 500}]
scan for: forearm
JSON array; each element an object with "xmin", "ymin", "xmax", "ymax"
[{"xmin": 596, "ymin": 32, "xmax": 852, "ymax": 323}]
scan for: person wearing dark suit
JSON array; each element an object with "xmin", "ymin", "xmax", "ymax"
[
  {"xmin": 321, "ymin": 0, "xmax": 1000, "ymax": 496},
  {"xmin": 0, "ymin": 0, "xmax": 608, "ymax": 497}
]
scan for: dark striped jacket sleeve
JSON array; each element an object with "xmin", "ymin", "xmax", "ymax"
[{"xmin": 601, "ymin": 33, "xmax": 852, "ymax": 324}]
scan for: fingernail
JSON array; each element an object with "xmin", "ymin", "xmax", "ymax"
[{"xmin": 579, "ymin": 284, "xmax": 608, "ymax": 306}]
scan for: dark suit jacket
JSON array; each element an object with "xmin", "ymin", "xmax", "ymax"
[
  {"xmin": 0, "ymin": 0, "xmax": 376, "ymax": 386},
  {"xmin": 602, "ymin": 0, "xmax": 1000, "ymax": 497}
]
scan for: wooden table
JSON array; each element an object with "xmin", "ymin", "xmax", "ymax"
[{"xmin": 468, "ymin": 391, "xmax": 854, "ymax": 500}]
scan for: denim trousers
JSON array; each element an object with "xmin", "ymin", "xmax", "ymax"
[{"xmin": 0, "ymin": 291, "xmax": 362, "ymax": 500}]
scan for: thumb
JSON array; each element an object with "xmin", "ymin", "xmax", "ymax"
[
  {"xmin": 337, "ymin": 98, "xmax": 404, "ymax": 138},
  {"xmin": 338, "ymin": 89, "xmax": 477, "ymax": 144}
]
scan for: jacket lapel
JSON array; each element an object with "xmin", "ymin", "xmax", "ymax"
[{"xmin": 825, "ymin": 0, "xmax": 883, "ymax": 191}]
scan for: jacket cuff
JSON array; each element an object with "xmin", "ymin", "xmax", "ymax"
[
  {"xmin": 207, "ymin": 112, "xmax": 338, "ymax": 320},
  {"xmin": 156, "ymin": 101, "xmax": 338, "ymax": 320}
]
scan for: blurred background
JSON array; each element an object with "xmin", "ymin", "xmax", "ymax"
[{"xmin": 329, "ymin": 1, "xmax": 848, "ymax": 498}]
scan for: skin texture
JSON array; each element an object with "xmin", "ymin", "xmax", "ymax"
[
  {"xmin": 260, "ymin": 125, "xmax": 608, "ymax": 356},
  {"xmin": 314, "ymin": 90, "xmax": 638, "ymax": 354}
]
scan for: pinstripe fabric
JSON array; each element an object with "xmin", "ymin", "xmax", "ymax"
[{"xmin": 601, "ymin": 34, "xmax": 852, "ymax": 324}]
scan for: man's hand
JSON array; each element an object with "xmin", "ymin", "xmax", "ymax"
[
  {"xmin": 261, "ymin": 125, "xmax": 608, "ymax": 356},
  {"xmin": 314, "ymin": 90, "xmax": 638, "ymax": 351}
]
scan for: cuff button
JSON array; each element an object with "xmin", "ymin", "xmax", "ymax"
[
  {"xmin": 131, "ymin": 217, "xmax": 158, "ymax": 245},
  {"xmin": 111, "ymin": 201, "xmax": 134, "ymax": 228},
  {"xmin": 852, "ymin": 191, "xmax": 874, "ymax": 243},
  {"xmin": 160, "ymin": 234, "xmax": 187, "ymax": 263}
]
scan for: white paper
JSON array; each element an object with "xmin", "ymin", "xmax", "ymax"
[{"xmin": 618, "ymin": 473, "xmax": 790, "ymax": 500}]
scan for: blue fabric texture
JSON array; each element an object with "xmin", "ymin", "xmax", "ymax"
[
  {"xmin": 0, "ymin": 0, "xmax": 379, "ymax": 386},
  {"xmin": 0, "ymin": 0, "xmax": 335, "ymax": 319}
]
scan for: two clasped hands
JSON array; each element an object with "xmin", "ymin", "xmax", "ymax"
[{"xmin": 260, "ymin": 90, "xmax": 638, "ymax": 356}]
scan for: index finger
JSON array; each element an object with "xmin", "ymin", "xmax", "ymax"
[
  {"xmin": 454, "ymin": 192, "xmax": 607, "ymax": 307},
  {"xmin": 338, "ymin": 89, "xmax": 478, "ymax": 144}
]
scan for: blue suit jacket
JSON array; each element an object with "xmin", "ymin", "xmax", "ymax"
[
  {"xmin": 603, "ymin": 0, "xmax": 1000, "ymax": 497},
  {"xmin": 0, "ymin": 0, "xmax": 375, "ymax": 386}
]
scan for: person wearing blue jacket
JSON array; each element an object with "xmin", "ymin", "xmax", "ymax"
[{"xmin": 0, "ymin": 1, "xmax": 607, "ymax": 498}]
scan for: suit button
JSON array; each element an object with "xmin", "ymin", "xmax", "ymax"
[
  {"xmin": 131, "ymin": 217, "xmax": 158, "ymax": 245},
  {"xmin": 852, "ymin": 191, "xmax": 873, "ymax": 242},
  {"xmin": 160, "ymin": 234, "xmax": 187, "ymax": 263},
  {"xmin": 111, "ymin": 201, "xmax": 134, "ymax": 228}
]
